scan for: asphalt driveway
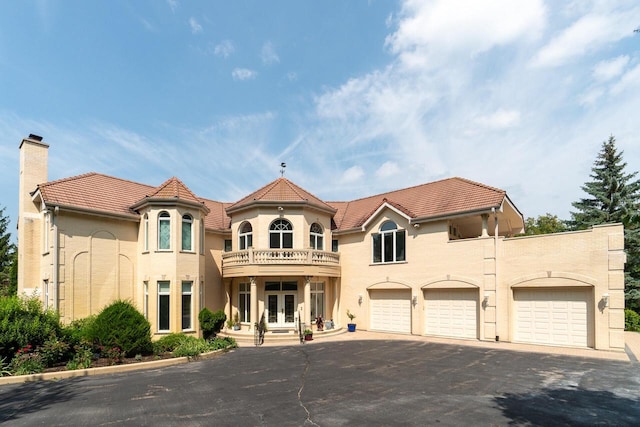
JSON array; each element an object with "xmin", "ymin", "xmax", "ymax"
[{"xmin": 1, "ymin": 339, "xmax": 639, "ymax": 426}]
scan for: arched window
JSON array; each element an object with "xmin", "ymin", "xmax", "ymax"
[
  {"xmin": 239, "ymin": 222, "xmax": 253, "ymax": 250},
  {"xmin": 270, "ymin": 219, "xmax": 293, "ymax": 249},
  {"xmin": 182, "ymin": 214, "xmax": 193, "ymax": 251},
  {"xmin": 143, "ymin": 214, "xmax": 149, "ymax": 251},
  {"xmin": 158, "ymin": 211, "xmax": 171, "ymax": 250},
  {"xmin": 310, "ymin": 223, "xmax": 324, "ymax": 250},
  {"xmin": 372, "ymin": 220, "xmax": 405, "ymax": 263}
]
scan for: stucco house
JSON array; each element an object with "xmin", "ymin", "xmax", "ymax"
[{"xmin": 17, "ymin": 135, "xmax": 626, "ymax": 351}]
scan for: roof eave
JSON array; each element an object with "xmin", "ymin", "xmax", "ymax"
[
  {"xmin": 225, "ymin": 200, "xmax": 336, "ymax": 216},
  {"xmin": 131, "ymin": 197, "xmax": 211, "ymax": 214},
  {"xmin": 43, "ymin": 203, "xmax": 141, "ymax": 222}
]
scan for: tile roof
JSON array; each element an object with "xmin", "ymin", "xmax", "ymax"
[
  {"xmin": 328, "ymin": 177, "xmax": 507, "ymax": 230},
  {"xmin": 36, "ymin": 173, "xmax": 508, "ymax": 233},
  {"xmin": 38, "ymin": 173, "xmax": 154, "ymax": 218},
  {"xmin": 226, "ymin": 177, "xmax": 336, "ymax": 214}
]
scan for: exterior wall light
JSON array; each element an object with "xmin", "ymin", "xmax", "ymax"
[
  {"xmin": 358, "ymin": 294, "xmax": 363, "ymax": 304},
  {"xmin": 602, "ymin": 293, "xmax": 609, "ymax": 307},
  {"xmin": 412, "ymin": 295, "xmax": 418, "ymax": 306}
]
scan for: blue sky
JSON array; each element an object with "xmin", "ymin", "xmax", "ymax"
[{"xmin": 2, "ymin": 0, "xmax": 640, "ymax": 237}]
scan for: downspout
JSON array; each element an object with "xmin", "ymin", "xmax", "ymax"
[
  {"xmin": 492, "ymin": 207, "xmax": 499, "ymax": 341},
  {"xmin": 52, "ymin": 206, "xmax": 59, "ymax": 311}
]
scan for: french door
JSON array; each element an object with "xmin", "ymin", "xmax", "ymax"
[{"xmin": 266, "ymin": 293, "xmax": 296, "ymax": 328}]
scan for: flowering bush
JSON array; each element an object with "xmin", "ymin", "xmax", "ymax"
[
  {"xmin": 101, "ymin": 346, "xmax": 125, "ymax": 365},
  {"xmin": 11, "ymin": 346, "xmax": 44, "ymax": 375}
]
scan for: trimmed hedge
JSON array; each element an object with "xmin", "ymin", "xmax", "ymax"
[
  {"xmin": 85, "ymin": 300, "xmax": 152, "ymax": 357},
  {"xmin": 199, "ymin": 308, "xmax": 226, "ymax": 339},
  {"xmin": 626, "ymin": 309, "xmax": 640, "ymax": 332}
]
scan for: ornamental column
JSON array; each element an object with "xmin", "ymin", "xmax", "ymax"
[
  {"xmin": 250, "ymin": 277, "xmax": 257, "ymax": 331},
  {"xmin": 304, "ymin": 276, "xmax": 312, "ymax": 329}
]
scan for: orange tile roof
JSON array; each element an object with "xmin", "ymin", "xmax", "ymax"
[
  {"xmin": 37, "ymin": 173, "xmax": 508, "ymax": 233},
  {"xmin": 226, "ymin": 177, "xmax": 336, "ymax": 214},
  {"xmin": 328, "ymin": 177, "xmax": 507, "ymax": 230},
  {"xmin": 38, "ymin": 173, "xmax": 154, "ymax": 218}
]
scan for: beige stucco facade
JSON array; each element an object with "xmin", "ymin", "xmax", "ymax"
[{"xmin": 17, "ymin": 136, "xmax": 626, "ymax": 351}]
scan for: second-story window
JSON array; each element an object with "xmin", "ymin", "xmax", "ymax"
[
  {"xmin": 239, "ymin": 222, "xmax": 253, "ymax": 250},
  {"xmin": 143, "ymin": 214, "xmax": 149, "ymax": 252},
  {"xmin": 372, "ymin": 220, "xmax": 406, "ymax": 263},
  {"xmin": 310, "ymin": 223, "xmax": 324, "ymax": 250},
  {"xmin": 158, "ymin": 211, "xmax": 171, "ymax": 250},
  {"xmin": 270, "ymin": 219, "xmax": 293, "ymax": 249},
  {"xmin": 182, "ymin": 214, "xmax": 193, "ymax": 251}
]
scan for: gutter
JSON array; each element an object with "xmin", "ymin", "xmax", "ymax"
[{"xmin": 52, "ymin": 206, "xmax": 59, "ymax": 311}]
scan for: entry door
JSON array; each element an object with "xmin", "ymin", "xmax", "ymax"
[{"xmin": 266, "ymin": 293, "xmax": 297, "ymax": 328}]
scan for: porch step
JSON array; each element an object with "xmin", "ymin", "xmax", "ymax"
[{"xmin": 220, "ymin": 327, "xmax": 346, "ymax": 344}]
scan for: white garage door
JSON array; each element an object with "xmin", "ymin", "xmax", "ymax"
[
  {"xmin": 369, "ymin": 290, "xmax": 411, "ymax": 333},
  {"xmin": 424, "ymin": 289, "xmax": 478, "ymax": 339},
  {"xmin": 514, "ymin": 288, "xmax": 589, "ymax": 347}
]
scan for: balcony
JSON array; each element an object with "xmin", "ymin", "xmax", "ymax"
[{"xmin": 222, "ymin": 248, "xmax": 341, "ymax": 278}]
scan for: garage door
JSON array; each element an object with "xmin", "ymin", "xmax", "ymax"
[
  {"xmin": 514, "ymin": 288, "xmax": 589, "ymax": 347},
  {"xmin": 370, "ymin": 290, "xmax": 411, "ymax": 333},
  {"xmin": 424, "ymin": 289, "xmax": 478, "ymax": 339}
]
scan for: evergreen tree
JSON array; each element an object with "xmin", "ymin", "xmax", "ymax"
[
  {"xmin": 0, "ymin": 206, "xmax": 17, "ymax": 296},
  {"xmin": 570, "ymin": 136, "xmax": 640, "ymax": 312}
]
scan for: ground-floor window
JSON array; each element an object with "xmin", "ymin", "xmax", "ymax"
[
  {"xmin": 143, "ymin": 281, "xmax": 149, "ymax": 320},
  {"xmin": 310, "ymin": 282, "xmax": 325, "ymax": 320},
  {"xmin": 182, "ymin": 281, "xmax": 193, "ymax": 330},
  {"xmin": 158, "ymin": 281, "xmax": 170, "ymax": 332},
  {"xmin": 239, "ymin": 282, "xmax": 251, "ymax": 323}
]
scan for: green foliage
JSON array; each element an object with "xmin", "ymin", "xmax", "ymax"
[
  {"xmin": 10, "ymin": 351, "xmax": 44, "ymax": 375},
  {"xmin": 61, "ymin": 315, "xmax": 96, "ymax": 348},
  {"xmin": 172, "ymin": 336, "xmax": 211, "ymax": 358},
  {"xmin": 208, "ymin": 336, "xmax": 237, "ymax": 350},
  {"xmin": 625, "ymin": 309, "xmax": 640, "ymax": 332},
  {"xmin": 85, "ymin": 300, "xmax": 152, "ymax": 357},
  {"xmin": 346, "ymin": 309, "xmax": 356, "ymax": 322},
  {"xmin": 153, "ymin": 333, "xmax": 191, "ymax": 354},
  {"xmin": 569, "ymin": 136, "xmax": 640, "ymax": 311},
  {"xmin": 66, "ymin": 341, "xmax": 94, "ymax": 370},
  {"xmin": 0, "ymin": 295, "xmax": 62, "ymax": 361},
  {"xmin": 0, "ymin": 356, "xmax": 11, "ymax": 376},
  {"xmin": 0, "ymin": 206, "xmax": 17, "ymax": 297},
  {"xmin": 522, "ymin": 214, "xmax": 568, "ymax": 236},
  {"xmin": 198, "ymin": 308, "xmax": 226, "ymax": 339},
  {"xmin": 39, "ymin": 337, "xmax": 71, "ymax": 367}
]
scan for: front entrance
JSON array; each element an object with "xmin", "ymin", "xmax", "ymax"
[{"xmin": 265, "ymin": 281, "xmax": 298, "ymax": 328}]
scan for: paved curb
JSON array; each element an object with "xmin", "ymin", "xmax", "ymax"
[{"xmin": 0, "ymin": 348, "xmax": 231, "ymax": 386}]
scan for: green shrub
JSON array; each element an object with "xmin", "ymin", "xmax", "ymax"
[
  {"xmin": 85, "ymin": 300, "xmax": 152, "ymax": 357},
  {"xmin": 172, "ymin": 336, "xmax": 210, "ymax": 358},
  {"xmin": 66, "ymin": 341, "xmax": 93, "ymax": 370},
  {"xmin": 61, "ymin": 315, "xmax": 96, "ymax": 348},
  {"xmin": 0, "ymin": 295, "xmax": 62, "ymax": 361},
  {"xmin": 39, "ymin": 337, "xmax": 71, "ymax": 367},
  {"xmin": 198, "ymin": 308, "xmax": 226, "ymax": 339},
  {"xmin": 625, "ymin": 309, "xmax": 640, "ymax": 332},
  {"xmin": 0, "ymin": 356, "xmax": 11, "ymax": 377},
  {"xmin": 208, "ymin": 336, "xmax": 237, "ymax": 350},
  {"xmin": 153, "ymin": 333, "xmax": 190, "ymax": 354},
  {"xmin": 11, "ymin": 350, "xmax": 44, "ymax": 375}
]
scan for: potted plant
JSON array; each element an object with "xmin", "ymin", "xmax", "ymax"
[
  {"xmin": 304, "ymin": 328, "xmax": 313, "ymax": 341},
  {"xmin": 346, "ymin": 309, "xmax": 356, "ymax": 332},
  {"xmin": 233, "ymin": 312, "xmax": 241, "ymax": 331}
]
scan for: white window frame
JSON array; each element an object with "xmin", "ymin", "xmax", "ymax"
[
  {"xmin": 310, "ymin": 282, "xmax": 325, "ymax": 320},
  {"xmin": 158, "ymin": 211, "xmax": 171, "ymax": 251},
  {"xmin": 42, "ymin": 211, "xmax": 50, "ymax": 255},
  {"xmin": 238, "ymin": 282, "xmax": 251, "ymax": 323},
  {"xmin": 143, "ymin": 281, "xmax": 149, "ymax": 319},
  {"xmin": 182, "ymin": 214, "xmax": 193, "ymax": 252},
  {"xmin": 269, "ymin": 219, "xmax": 293, "ymax": 249},
  {"xmin": 372, "ymin": 220, "xmax": 406, "ymax": 264},
  {"xmin": 143, "ymin": 214, "xmax": 149, "ymax": 252},
  {"xmin": 158, "ymin": 281, "xmax": 171, "ymax": 332},
  {"xmin": 182, "ymin": 281, "xmax": 193, "ymax": 331},
  {"xmin": 310, "ymin": 223, "xmax": 324, "ymax": 250},
  {"xmin": 239, "ymin": 222, "xmax": 253, "ymax": 250}
]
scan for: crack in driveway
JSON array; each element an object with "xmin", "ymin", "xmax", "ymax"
[{"xmin": 296, "ymin": 346, "xmax": 319, "ymax": 426}]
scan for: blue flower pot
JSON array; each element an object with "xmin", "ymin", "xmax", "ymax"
[{"xmin": 347, "ymin": 323, "xmax": 356, "ymax": 332}]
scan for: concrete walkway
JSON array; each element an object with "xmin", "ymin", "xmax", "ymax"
[{"xmin": 241, "ymin": 328, "xmax": 640, "ymax": 363}]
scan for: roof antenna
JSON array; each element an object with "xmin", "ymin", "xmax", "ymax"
[{"xmin": 280, "ymin": 162, "xmax": 286, "ymax": 177}]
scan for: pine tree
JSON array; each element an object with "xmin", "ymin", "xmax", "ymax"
[
  {"xmin": 0, "ymin": 206, "xmax": 17, "ymax": 296},
  {"xmin": 570, "ymin": 136, "xmax": 640, "ymax": 312}
]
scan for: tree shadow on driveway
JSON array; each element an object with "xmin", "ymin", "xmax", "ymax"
[
  {"xmin": 0, "ymin": 377, "xmax": 83, "ymax": 424},
  {"xmin": 494, "ymin": 387, "xmax": 640, "ymax": 426}
]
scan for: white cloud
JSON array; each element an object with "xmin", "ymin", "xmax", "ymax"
[
  {"xmin": 341, "ymin": 166, "xmax": 365, "ymax": 183},
  {"xmin": 232, "ymin": 68, "xmax": 257, "ymax": 81},
  {"xmin": 286, "ymin": 72, "xmax": 297, "ymax": 81},
  {"xmin": 261, "ymin": 41, "xmax": 280, "ymax": 65},
  {"xmin": 530, "ymin": 8, "xmax": 640, "ymax": 68},
  {"xmin": 474, "ymin": 109, "xmax": 521, "ymax": 130},
  {"xmin": 167, "ymin": 0, "xmax": 178, "ymax": 13},
  {"xmin": 611, "ymin": 63, "xmax": 640, "ymax": 95},
  {"xmin": 189, "ymin": 17, "xmax": 203, "ymax": 34},
  {"xmin": 375, "ymin": 161, "xmax": 399, "ymax": 178},
  {"xmin": 386, "ymin": 0, "xmax": 546, "ymax": 69},
  {"xmin": 214, "ymin": 40, "xmax": 235, "ymax": 58},
  {"xmin": 593, "ymin": 55, "xmax": 629, "ymax": 82}
]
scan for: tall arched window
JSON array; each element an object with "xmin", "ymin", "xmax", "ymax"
[
  {"xmin": 310, "ymin": 223, "xmax": 324, "ymax": 250},
  {"xmin": 270, "ymin": 219, "xmax": 293, "ymax": 249},
  {"xmin": 182, "ymin": 214, "xmax": 193, "ymax": 251},
  {"xmin": 372, "ymin": 220, "xmax": 406, "ymax": 263},
  {"xmin": 239, "ymin": 222, "xmax": 253, "ymax": 250},
  {"xmin": 158, "ymin": 211, "xmax": 171, "ymax": 250},
  {"xmin": 143, "ymin": 214, "xmax": 149, "ymax": 251}
]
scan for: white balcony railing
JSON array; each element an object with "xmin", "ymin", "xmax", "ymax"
[{"xmin": 222, "ymin": 248, "xmax": 340, "ymax": 267}]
